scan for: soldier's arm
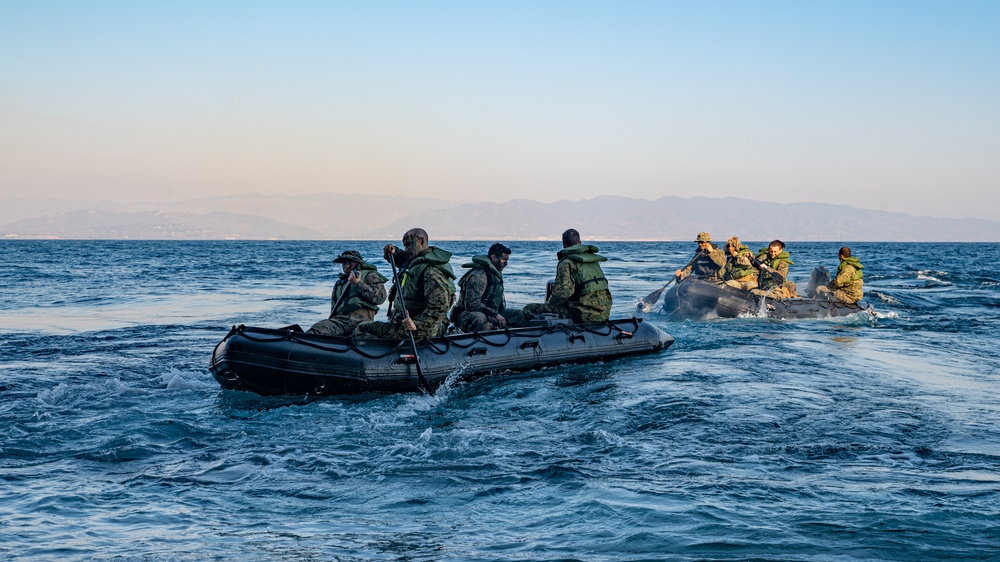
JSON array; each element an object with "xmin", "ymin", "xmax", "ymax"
[
  {"xmin": 708, "ymin": 248, "xmax": 727, "ymax": 267},
  {"xmin": 547, "ymin": 260, "xmax": 576, "ymax": 306},
  {"xmin": 411, "ymin": 268, "xmax": 454, "ymax": 333},
  {"xmin": 776, "ymin": 261, "xmax": 789, "ymax": 280},
  {"xmin": 679, "ymin": 256, "xmax": 695, "ymax": 277},
  {"xmin": 356, "ymin": 271, "xmax": 387, "ymax": 305}
]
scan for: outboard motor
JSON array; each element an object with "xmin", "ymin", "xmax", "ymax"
[{"xmin": 805, "ymin": 266, "xmax": 831, "ymax": 298}]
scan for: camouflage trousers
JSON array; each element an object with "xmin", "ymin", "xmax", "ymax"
[
  {"xmin": 724, "ymin": 274, "xmax": 758, "ymax": 291},
  {"xmin": 353, "ymin": 319, "xmax": 447, "ymax": 341},
  {"xmin": 814, "ymin": 285, "xmax": 861, "ymax": 304},
  {"xmin": 752, "ymin": 281, "xmax": 798, "ymax": 299},
  {"xmin": 306, "ymin": 311, "xmax": 374, "ymax": 337},
  {"xmin": 455, "ymin": 308, "xmax": 526, "ymax": 332},
  {"xmin": 307, "ymin": 317, "xmax": 357, "ymax": 337}
]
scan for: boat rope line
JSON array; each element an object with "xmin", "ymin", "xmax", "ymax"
[{"xmin": 228, "ymin": 318, "xmax": 644, "ymax": 359}]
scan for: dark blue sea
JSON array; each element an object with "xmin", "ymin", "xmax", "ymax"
[{"xmin": 2, "ymin": 240, "xmax": 999, "ymax": 561}]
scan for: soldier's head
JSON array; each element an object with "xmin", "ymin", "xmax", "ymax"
[
  {"xmin": 402, "ymin": 228, "xmax": 429, "ymax": 259},
  {"xmin": 334, "ymin": 250, "xmax": 363, "ymax": 274},
  {"xmin": 695, "ymin": 232, "xmax": 713, "ymax": 251},
  {"xmin": 768, "ymin": 240, "xmax": 785, "ymax": 259},
  {"xmin": 839, "ymin": 246, "xmax": 852, "ymax": 260},
  {"xmin": 488, "ymin": 242, "xmax": 512, "ymax": 271},
  {"xmin": 562, "ymin": 229, "xmax": 581, "ymax": 248},
  {"xmin": 726, "ymin": 236, "xmax": 742, "ymax": 255}
]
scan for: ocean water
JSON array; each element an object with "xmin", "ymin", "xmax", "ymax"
[{"xmin": 2, "ymin": 239, "xmax": 999, "ymax": 561}]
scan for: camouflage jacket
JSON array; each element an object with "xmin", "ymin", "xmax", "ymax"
[
  {"xmin": 723, "ymin": 245, "xmax": 757, "ymax": 281},
  {"xmin": 831, "ymin": 257, "xmax": 864, "ymax": 303},
  {"xmin": 331, "ymin": 266, "xmax": 388, "ymax": 319},
  {"xmin": 549, "ymin": 244, "xmax": 612, "ymax": 323},
  {"xmin": 682, "ymin": 245, "xmax": 727, "ymax": 278},
  {"xmin": 755, "ymin": 249, "xmax": 793, "ymax": 290},
  {"xmin": 455, "ymin": 260, "xmax": 504, "ymax": 317},
  {"xmin": 394, "ymin": 247, "xmax": 457, "ymax": 336}
]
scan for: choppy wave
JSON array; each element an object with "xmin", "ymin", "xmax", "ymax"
[{"xmin": 2, "ymin": 240, "xmax": 1000, "ymax": 560}]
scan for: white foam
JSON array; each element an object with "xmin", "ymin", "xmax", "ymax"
[{"xmin": 162, "ymin": 368, "xmax": 214, "ymax": 390}]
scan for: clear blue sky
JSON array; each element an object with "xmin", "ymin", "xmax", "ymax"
[{"xmin": 2, "ymin": 0, "xmax": 998, "ymax": 219}]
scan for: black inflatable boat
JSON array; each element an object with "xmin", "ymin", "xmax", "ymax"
[
  {"xmin": 658, "ymin": 277, "xmax": 872, "ymax": 321},
  {"xmin": 210, "ymin": 316, "xmax": 674, "ymax": 396}
]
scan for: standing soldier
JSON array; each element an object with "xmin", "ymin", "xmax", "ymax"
[
  {"xmin": 452, "ymin": 243, "xmax": 524, "ymax": 332},
  {"xmin": 307, "ymin": 250, "xmax": 388, "ymax": 336},
  {"xmin": 522, "ymin": 229, "xmax": 612, "ymax": 324}
]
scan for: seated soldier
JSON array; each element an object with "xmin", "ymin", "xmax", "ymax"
[
  {"xmin": 722, "ymin": 236, "xmax": 758, "ymax": 291},
  {"xmin": 307, "ymin": 250, "xmax": 387, "ymax": 336},
  {"xmin": 751, "ymin": 240, "xmax": 799, "ymax": 298},
  {"xmin": 354, "ymin": 228, "xmax": 456, "ymax": 340},
  {"xmin": 815, "ymin": 246, "xmax": 864, "ymax": 303},
  {"xmin": 451, "ymin": 243, "xmax": 525, "ymax": 332},
  {"xmin": 676, "ymin": 232, "xmax": 726, "ymax": 281},
  {"xmin": 522, "ymin": 229, "xmax": 612, "ymax": 324}
]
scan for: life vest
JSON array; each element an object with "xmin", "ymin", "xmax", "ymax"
[
  {"xmin": 724, "ymin": 245, "xmax": 757, "ymax": 281},
  {"xmin": 331, "ymin": 262, "xmax": 387, "ymax": 315},
  {"xmin": 398, "ymin": 246, "xmax": 456, "ymax": 317},
  {"xmin": 557, "ymin": 244, "xmax": 609, "ymax": 297},
  {"xmin": 838, "ymin": 257, "xmax": 864, "ymax": 281},
  {"xmin": 756, "ymin": 248, "xmax": 794, "ymax": 289},
  {"xmin": 456, "ymin": 255, "xmax": 505, "ymax": 313}
]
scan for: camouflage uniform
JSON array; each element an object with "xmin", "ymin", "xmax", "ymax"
[
  {"xmin": 827, "ymin": 256, "xmax": 864, "ymax": 303},
  {"xmin": 307, "ymin": 265, "xmax": 388, "ymax": 336},
  {"xmin": 522, "ymin": 244, "xmax": 612, "ymax": 324},
  {"xmin": 452, "ymin": 255, "xmax": 524, "ymax": 332},
  {"xmin": 723, "ymin": 243, "xmax": 758, "ymax": 291},
  {"xmin": 753, "ymin": 248, "xmax": 798, "ymax": 298},
  {"xmin": 681, "ymin": 245, "xmax": 727, "ymax": 279},
  {"xmin": 678, "ymin": 233, "xmax": 726, "ymax": 280},
  {"xmin": 354, "ymin": 246, "xmax": 456, "ymax": 340}
]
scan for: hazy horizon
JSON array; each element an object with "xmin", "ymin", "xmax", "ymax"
[{"xmin": 2, "ymin": 1, "xmax": 998, "ymax": 220}]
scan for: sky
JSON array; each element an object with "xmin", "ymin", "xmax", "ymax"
[{"xmin": 2, "ymin": 0, "xmax": 999, "ymax": 220}]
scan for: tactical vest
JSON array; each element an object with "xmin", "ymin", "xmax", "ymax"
[
  {"xmin": 399, "ymin": 247, "xmax": 456, "ymax": 316},
  {"xmin": 725, "ymin": 245, "xmax": 757, "ymax": 280},
  {"xmin": 557, "ymin": 244, "xmax": 609, "ymax": 297},
  {"xmin": 692, "ymin": 245, "xmax": 724, "ymax": 278},
  {"xmin": 457, "ymin": 255, "xmax": 505, "ymax": 313},
  {"xmin": 331, "ymin": 262, "xmax": 387, "ymax": 315}
]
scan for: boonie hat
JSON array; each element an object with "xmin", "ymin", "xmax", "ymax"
[
  {"xmin": 333, "ymin": 250, "xmax": 364, "ymax": 263},
  {"xmin": 696, "ymin": 232, "xmax": 712, "ymax": 242}
]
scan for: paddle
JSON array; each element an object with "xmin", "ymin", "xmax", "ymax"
[
  {"xmin": 388, "ymin": 255, "xmax": 432, "ymax": 394},
  {"xmin": 328, "ymin": 269, "xmax": 357, "ymax": 318},
  {"xmin": 636, "ymin": 253, "xmax": 701, "ymax": 312}
]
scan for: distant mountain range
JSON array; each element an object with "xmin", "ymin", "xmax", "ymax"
[{"xmin": 2, "ymin": 193, "xmax": 998, "ymax": 241}]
